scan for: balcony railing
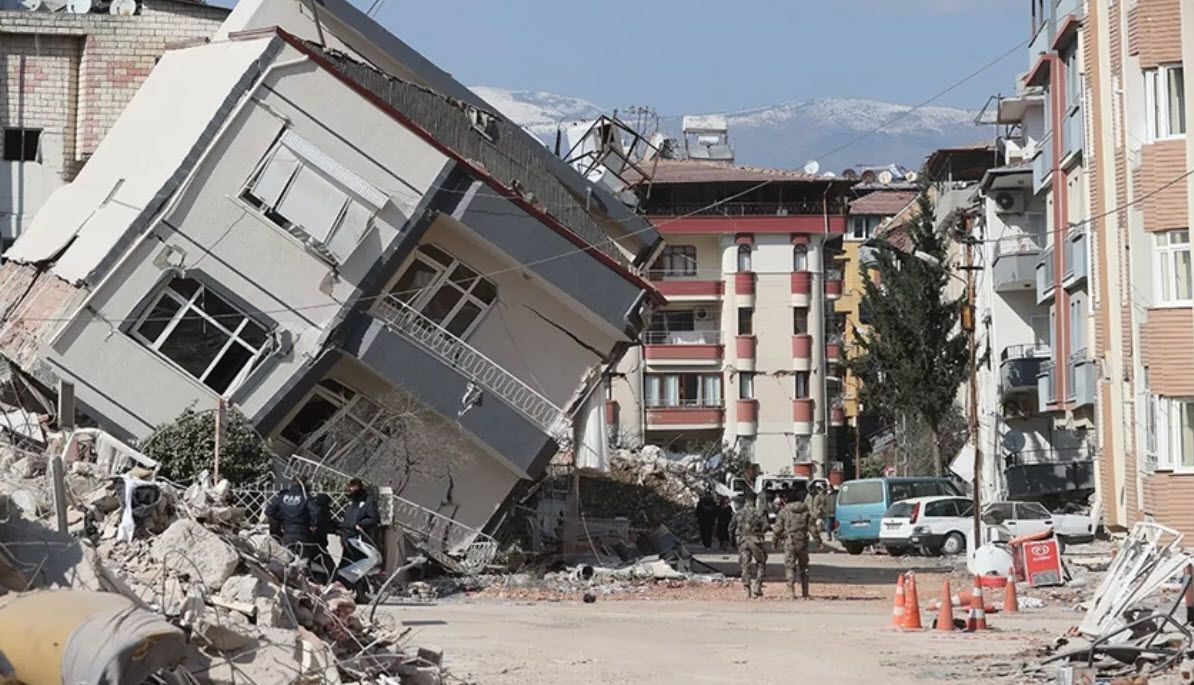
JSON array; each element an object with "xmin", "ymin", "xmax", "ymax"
[
  {"xmin": 1063, "ymin": 226, "xmax": 1088, "ymax": 285},
  {"xmin": 1037, "ymin": 359, "xmax": 1055, "ymax": 410},
  {"xmin": 1066, "ymin": 349, "xmax": 1096, "ymax": 407},
  {"xmin": 648, "ymin": 200, "xmax": 846, "ymax": 217},
  {"xmin": 1004, "ymin": 445, "xmax": 1095, "ymax": 499},
  {"xmin": 1005, "ymin": 444, "xmax": 1095, "ymax": 466},
  {"xmin": 1000, "ymin": 344, "xmax": 1050, "ymax": 397},
  {"xmin": 372, "ymin": 298, "xmax": 569, "ymax": 437},
  {"xmin": 1035, "ymin": 244, "xmax": 1055, "ymax": 303},
  {"xmin": 644, "ymin": 330, "xmax": 722, "ymax": 345},
  {"xmin": 1063, "ymin": 101, "xmax": 1084, "ymax": 159},
  {"xmin": 647, "ymin": 268, "xmax": 723, "ymax": 281},
  {"xmin": 646, "ymin": 398, "xmax": 724, "ymax": 409},
  {"xmin": 993, "ymin": 234, "xmax": 1042, "ymax": 292},
  {"xmin": 1032, "ymin": 145, "xmax": 1052, "ymax": 193}
]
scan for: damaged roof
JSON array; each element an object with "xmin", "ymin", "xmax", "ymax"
[
  {"xmin": 849, "ymin": 190, "xmax": 919, "ymax": 216},
  {"xmin": 635, "ymin": 159, "xmax": 846, "ymax": 185}
]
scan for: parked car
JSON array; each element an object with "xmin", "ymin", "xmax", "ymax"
[
  {"xmin": 879, "ymin": 496, "xmax": 974, "ymax": 556},
  {"xmin": 981, "ymin": 501, "xmax": 1094, "ymax": 550},
  {"xmin": 834, "ymin": 477, "xmax": 962, "ymax": 555}
]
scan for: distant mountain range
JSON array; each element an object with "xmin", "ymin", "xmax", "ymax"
[{"xmin": 469, "ymin": 86, "xmax": 987, "ymax": 171}]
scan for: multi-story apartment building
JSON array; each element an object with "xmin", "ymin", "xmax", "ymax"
[
  {"xmin": 0, "ymin": 0, "xmax": 662, "ymax": 546},
  {"xmin": 609, "ymin": 159, "xmax": 853, "ymax": 476},
  {"xmin": 1, "ymin": 0, "xmax": 229, "ymax": 244}
]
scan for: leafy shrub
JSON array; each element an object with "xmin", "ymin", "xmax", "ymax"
[{"xmin": 141, "ymin": 407, "xmax": 274, "ymax": 485}]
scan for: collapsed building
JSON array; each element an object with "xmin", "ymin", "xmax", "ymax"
[{"xmin": 0, "ymin": 0, "xmax": 662, "ymax": 546}]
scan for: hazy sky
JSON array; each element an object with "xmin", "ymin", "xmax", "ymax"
[{"xmin": 365, "ymin": 0, "xmax": 1029, "ymax": 113}]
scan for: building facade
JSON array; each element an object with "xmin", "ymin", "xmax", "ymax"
[
  {"xmin": 1, "ymin": 0, "xmax": 229, "ymax": 243},
  {"xmin": 0, "ymin": 0, "xmax": 662, "ymax": 542},
  {"xmin": 609, "ymin": 159, "xmax": 852, "ymax": 476}
]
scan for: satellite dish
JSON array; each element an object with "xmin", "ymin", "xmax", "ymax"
[
  {"xmin": 905, "ymin": 171, "xmax": 919, "ymax": 183},
  {"xmin": 842, "ymin": 168, "xmax": 858, "ymax": 180},
  {"xmin": 877, "ymin": 170, "xmax": 895, "ymax": 185},
  {"xmin": 803, "ymin": 159, "xmax": 820, "ymax": 175},
  {"xmin": 65, "ymin": 0, "xmax": 90, "ymax": 13},
  {"xmin": 822, "ymin": 171, "xmax": 836, "ymax": 178},
  {"xmin": 19, "ymin": 0, "xmax": 42, "ymax": 11},
  {"xmin": 1002, "ymin": 430, "xmax": 1026, "ymax": 453},
  {"xmin": 860, "ymin": 170, "xmax": 878, "ymax": 183},
  {"xmin": 109, "ymin": 0, "xmax": 134, "ymax": 15}
]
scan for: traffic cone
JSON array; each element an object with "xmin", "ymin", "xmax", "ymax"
[
  {"xmin": 889, "ymin": 573, "xmax": 906, "ymax": 628},
  {"xmin": 903, "ymin": 572, "xmax": 923, "ymax": 630},
  {"xmin": 1003, "ymin": 573, "xmax": 1019, "ymax": 613},
  {"xmin": 966, "ymin": 576, "xmax": 988, "ymax": 631},
  {"xmin": 936, "ymin": 579, "xmax": 955, "ymax": 632}
]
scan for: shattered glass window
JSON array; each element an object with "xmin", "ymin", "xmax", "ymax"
[{"xmin": 132, "ymin": 277, "xmax": 270, "ymax": 395}]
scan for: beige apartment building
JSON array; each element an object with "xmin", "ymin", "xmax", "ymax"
[{"xmin": 608, "ymin": 159, "xmax": 853, "ymax": 476}]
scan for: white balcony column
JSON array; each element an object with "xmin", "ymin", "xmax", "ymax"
[{"xmin": 808, "ymin": 237, "xmax": 827, "ymax": 475}]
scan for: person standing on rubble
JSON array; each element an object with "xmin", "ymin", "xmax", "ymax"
[
  {"xmin": 715, "ymin": 496, "xmax": 733, "ymax": 551},
  {"xmin": 338, "ymin": 478, "xmax": 381, "ymax": 563},
  {"xmin": 772, "ymin": 491, "xmax": 812, "ymax": 600},
  {"xmin": 265, "ymin": 476, "xmax": 313, "ymax": 559},
  {"xmin": 804, "ymin": 484, "xmax": 826, "ymax": 551},
  {"xmin": 728, "ymin": 496, "xmax": 767, "ymax": 598},
  {"xmin": 696, "ymin": 493, "xmax": 718, "ymax": 549}
]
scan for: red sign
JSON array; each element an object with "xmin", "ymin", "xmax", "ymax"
[{"xmin": 1020, "ymin": 538, "xmax": 1063, "ymax": 587}]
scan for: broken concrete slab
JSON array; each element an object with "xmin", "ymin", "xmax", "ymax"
[
  {"xmin": 219, "ymin": 574, "xmax": 273, "ymax": 605},
  {"xmin": 150, "ymin": 519, "xmax": 239, "ymax": 590}
]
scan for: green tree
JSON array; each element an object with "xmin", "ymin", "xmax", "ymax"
[
  {"xmin": 141, "ymin": 407, "xmax": 275, "ymax": 484},
  {"xmin": 846, "ymin": 189, "xmax": 969, "ymax": 476}
]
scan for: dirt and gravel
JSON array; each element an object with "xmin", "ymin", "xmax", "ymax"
[{"xmin": 386, "ymin": 549, "xmax": 1081, "ymax": 684}]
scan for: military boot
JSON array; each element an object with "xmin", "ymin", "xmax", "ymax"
[
  {"xmin": 800, "ymin": 575, "xmax": 811, "ymax": 600},
  {"xmin": 743, "ymin": 584, "xmax": 752, "ymax": 599},
  {"xmin": 752, "ymin": 579, "xmax": 764, "ymax": 598}
]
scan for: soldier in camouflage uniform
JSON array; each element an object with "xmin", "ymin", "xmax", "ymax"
[
  {"xmin": 773, "ymin": 492, "xmax": 812, "ymax": 599},
  {"xmin": 728, "ymin": 497, "xmax": 767, "ymax": 598},
  {"xmin": 804, "ymin": 484, "xmax": 826, "ymax": 551}
]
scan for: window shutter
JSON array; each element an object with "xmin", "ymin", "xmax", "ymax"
[
  {"xmin": 253, "ymin": 146, "xmax": 300, "ymax": 208},
  {"xmin": 276, "ymin": 166, "xmax": 349, "ymax": 243},
  {"xmin": 279, "ymin": 130, "xmax": 388, "ymax": 209},
  {"xmin": 325, "ymin": 201, "xmax": 374, "ymax": 264}
]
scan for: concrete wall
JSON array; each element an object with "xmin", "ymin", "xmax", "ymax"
[{"xmin": 0, "ymin": 2, "xmax": 227, "ymax": 239}]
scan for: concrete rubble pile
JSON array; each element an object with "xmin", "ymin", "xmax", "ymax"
[
  {"xmin": 0, "ymin": 431, "xmax": 447, "ymax": 685},
  {"xmin": 1027, "ymin": 523, "xmax": 1194, "ymax": 684}
]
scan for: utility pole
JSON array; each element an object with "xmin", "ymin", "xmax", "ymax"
[
  {"xmin": 853, "ymin": 405, "xmax": 861, "ymax": 480},
  {"xmin": 964, "ymin": 219, "xmax": 982, "ymax": 549}
]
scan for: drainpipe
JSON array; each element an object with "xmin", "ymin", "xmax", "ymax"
[{"xmin": 53, "ymin": 55, "xmax": 312, "ymax": 343}]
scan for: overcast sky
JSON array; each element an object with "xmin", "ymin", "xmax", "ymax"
[{"xmin": 365, "ymin": 0, "xmax": 1029, "ymax": 113}]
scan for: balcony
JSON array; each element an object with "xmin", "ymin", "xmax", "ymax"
[
  {"xmin": 1028, "ymin": 18, "xmax": 1054, "ymax": 69},
  {"xmin": 1037, "ymin": 360, "xmax": 1055, "ymax": 412},
  {"xmin": 792, "ymin": 398, "xmax": 814, "ymax": 435},
  {"xmin": 826, "ymin": 335, "xmax": 842, "ymax": 364},
  {"xmin": 734, "ymin": 271, "xmax": 756, "ymax": 298},
  {"xmin": 1004, "ymin": 445, "xmax": 1095, "ymax": 499},
  {"xmin": 1066, "ymin": 349, "xmax": 1096, "ymax": 408},
  {"xmin": 736, "ymin": 399, "xmax": 758, "ymax": 435},
  {"xmin": 824, "ymin": 269, "xmax": 843, "ymax": 300},
  {"xmin": 1032, "ymin": 145, "xmax": 1052, "ymax": 193},
  {"xmin": 649, "ymin": 269, "xmax": 724, "ymax": 300},
  {"xmin": 1000, "ymin": 344, "xmax": 1050, "ymax": 398},
  {"xmin": 992, "ymin": 234, "xmax": 1042, "ymax": 292},
  {"xmin": 1062, "ymin": 101, "xmax": 1084, "ymax": 162},
  {"xmin": 830, "ymin": 403, "xmax": 846, "ymax": 427},
  {"xmin": 791, "ymin": 271, "xmax": 812, "ymax": 307},
  {"xmin": 792, "ymin": 333, "xmax": 813, "ymax": 372},
  {"xmin": 643, "ymin": 330, "xmax": 723, "ymax": 364},
  {"xmin": 1035, "ymin": 244, "xmax": 1055, "ymax": 304},
  {"xmin": 646, "ymin": 400, "xmax": 725, "ymax": 429},
  {"xmin": 370, "ymin": 298, "xmax": 569, "ymax": 438},
  {"xmin": 1062, "ymin": 226, "xmax": 1088, "ymax": 287}
]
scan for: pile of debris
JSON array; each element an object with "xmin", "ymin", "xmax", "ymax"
[{"xmin": 0, "ymin": 429, "xmax": 446, "ymax": 684}]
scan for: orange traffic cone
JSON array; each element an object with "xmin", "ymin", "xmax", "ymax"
[
  {"xmin": 966, "ymin": 575, "xmax": 988, "ymax": 631},
  {"xmin": 936, "ymin": 579, "xmax": 955, "ymax": 632},
  {"xmin": 889, "ymin": 573, "xmax": 906, "ymax": 628},
  {"xmin": 903, "ymin": 572, "xmax": 923, "ymax": 630},
  {"xmin": 1004, "ymin": 573, "xmax": 1019, "ymax": 613}
]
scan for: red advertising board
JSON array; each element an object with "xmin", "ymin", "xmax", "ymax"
[{"xmin": 1020, "ymin": 538, "xmax": 1063, "ymax": 587}]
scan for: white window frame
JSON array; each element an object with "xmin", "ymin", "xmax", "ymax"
[
  {"xmin": 644, "ymin": 373, "xmax": 722, "ymax": 408},
  {"xmin": 1154, "ymin": 395, "xmax": 1194, "ymax": 473},
  {"xmin": 847, "ymin": 215, "xmax": 880, "ymax": 242},
  {"xmin": 737, "ymin": 244, "xmax": 753, "ymax": 272},
  {"xmin": 738, "ymin": 372, "xmax": 754, "ymax": 400},
  {"xmin": 793, "ymin": 244, "xmax": 809, "ymax": 272},
  {"xmin": 388, "ymin": 244, "xmax": 498, "ymax": 338},
  {"xmin": 794, "ymin": 371, "xmax": 810, "ymax": 399},
  {"xmin": 279, "ymin": 380, "xmax": 398, "ymax": 463},
  {"xmin": 1144, "ymin": 64, "xmax": 1187, "ymax": 142},
  {"xmin": 242, "ymin": 130, "xmax": 386, "ymax": 264},
  {"xmin": 1155, "ymin": 230, "xmax": 1192, "ymax": 307},
  {"xmin": 131, "ymin": 277, "xmax": 271, "ymax": 397}
]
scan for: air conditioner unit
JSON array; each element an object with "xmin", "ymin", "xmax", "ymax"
[
  {"xmin": 694, "ymin": 307, "xmax": 711, "ymax": 321},
  {"xmin": 994, "ymin": 190, "xmax": 1025, "ymax": 214}
]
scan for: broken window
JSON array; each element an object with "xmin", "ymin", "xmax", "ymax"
[
  {"xmin": 242, "ymin": 130, "xmax": 387, "ymax": 264},
  {"xmin": 132, "ymin": 277, "xmax": 270, "ymax": 395},
  {"xmin": 388, "ymin": 244, "xmax": 497, "ymax": 337},
  {"xmin": 279, "ymin": 379, "xmax": 400, "ymax": 472},
  {"xmin": 2, "ymin": 128, "xmax": 40, "ymax": 162}
]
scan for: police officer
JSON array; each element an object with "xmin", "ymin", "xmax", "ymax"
[
  {"xmin": 265, "ymin": 477, "xmax": 313, "ymax": 559},
  {"xmin": 728, "ymin": 496, "xmax": 767, "ymax": 599},
  {"xmin": 773, "ymin": 491, "xmax": 812, "ymax": 600}
]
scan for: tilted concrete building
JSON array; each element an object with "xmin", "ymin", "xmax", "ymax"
[{"xmin": 0, "ymin": 0, "xmax": 662, "ymax": 538}]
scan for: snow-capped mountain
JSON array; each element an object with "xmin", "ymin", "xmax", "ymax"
[{"xmin": 470, "ymin": 87, "xmax": 983, "ymax": 170}]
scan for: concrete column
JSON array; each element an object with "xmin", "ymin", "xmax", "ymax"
[
  {"xmin": 721, "ymin": 235, "xmax": 740, "ymax": 447},
  {"xmin": 809, "ymin": 237, "xmax": 827, "ymax": 475}
]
